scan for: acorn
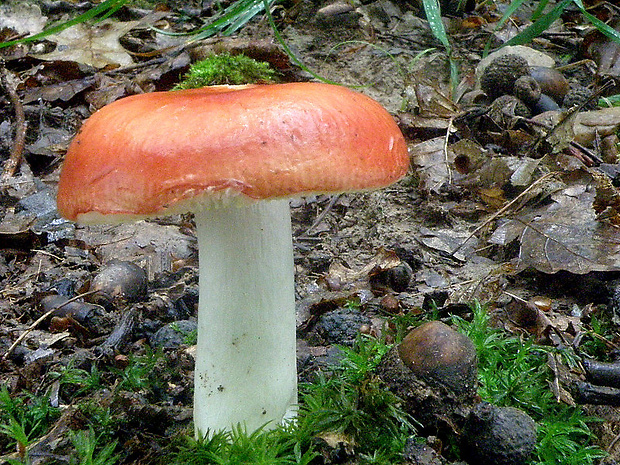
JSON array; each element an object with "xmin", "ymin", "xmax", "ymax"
[
  {"xmin": 487, "ymin": 95, "xmax": 531, "ymax": 129},
  {"xmin": 513, "ymin": 75, "xmax": 541, "ymax": 107},
  {"xmin": 398, "ymin": 320, "xmax": 478, "ymax": 396},
  {"xmin": 531, "ymin": 93, "xmax": 560, "ymax": 114},
  {"xmin": 514, "ymin": 76, "xmax": 560, "ymax": 114},
  {"xmin": 529, "ymin": 66, "xmax": 569, "ymax": 104},
  {"xmin": 480, "ymin": 54, "xmax": 530, "ymax": 99},
  {"xmin": 90, "ymin": 260, "xmax": 148, "ymax": 304}
]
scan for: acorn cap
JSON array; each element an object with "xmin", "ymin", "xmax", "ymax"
[
  {"xmin": 563, "ymin": 85, "xmax": 597, "ymax": 110},
  {"xmin": 480, "ymin": 54, "xmax": 530, "ymax": 99}
]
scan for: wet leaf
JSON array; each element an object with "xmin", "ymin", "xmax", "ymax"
[
  {"xmin": 416, "ymin": 226, "xmax": 476, "ymax": 262},
  {"xmin": 324, "ymin": 248, "xmax": 402, "ymax": 289},
  {"xmin": 23, "ymin": 76, "xmax": 95, "ymax": 103},
  {"xmin": 573, "ymin": 107, "xmax": 620, "ymax": 146},
  {"xmin": 413, "ymin": 80, "xmax": 459, "ymax": 118},
  {"xmin": 591, "ymin": 168, "xmax": 620, "ymax": 225}
]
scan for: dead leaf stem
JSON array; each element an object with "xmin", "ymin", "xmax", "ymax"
[
  {"xmin": 444, "ymin": 118, "xmax": 454, "ymax": 184},
  {"xmin": 298, "ymin": 194, "xmax": 341, "ymax": 238}
]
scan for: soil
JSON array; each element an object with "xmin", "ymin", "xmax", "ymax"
[{"xmin": 2, "ymin": 0, "xmax": 620, "ymax": 463}]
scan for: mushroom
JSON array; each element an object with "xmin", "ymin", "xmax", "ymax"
[{"xmin": 56, "ymin": 82, "xmax": 409, "ymax": 437}]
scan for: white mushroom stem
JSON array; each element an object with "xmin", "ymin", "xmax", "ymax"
[{"xmin": 192, "ymin": 199, "xmax": 298, "ymax": 437}]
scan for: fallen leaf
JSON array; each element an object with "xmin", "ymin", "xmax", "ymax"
[
  {"xmin": 33, "ymin": 19, "xmax": 139, "ymax": 68},
  {"xmin": 0, "ymin": 3, "xmax": 47, "ymax": 37},
  {"xmin": 573, "ymin": 107, "xmax": 620, "ymax": 146},
  {"xmin": 410, "ymin": 137, "xmax": 456, "ymax": 192},
  {"xmin": 413, "ymin": 80, "xmax": 459, "ymax": 118},
  {"xmin": 490, "ymin": 174, "xmax": 620, "ymax": 274}
]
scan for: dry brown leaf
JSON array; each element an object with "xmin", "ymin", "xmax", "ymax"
[
  {"xmin": 591, "ymin": 168, "xmax": 620, "ymax": 225},
  {"xmin": 325, "ymin": 248, "xmax": 402, "ymax": 288},
  {"xmin": 573, "ymin": 107, "xmax": 620, "ymax": 146},
  {"xmin": 489, "ymin": 174, "xmax": 620, "ymax": 274},
  {"xmin": 410, "ymin": 137, "xmax": 455, "ymax": 192},
  {"xmin": 0, "ymin": 3, "xmax": 47, "ymax": 37}
]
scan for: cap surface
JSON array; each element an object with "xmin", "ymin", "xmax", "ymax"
[{"xmin": 57, "ymin": 82, "xmax": 409, "ymax": 222}]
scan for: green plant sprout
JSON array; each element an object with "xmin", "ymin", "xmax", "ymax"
[
  {"xmin": 170, "ymin": 321, "xmax": 199, "ymax": 345},
  {"xmin": 173, "ymin": 53, "xmax": 277, "ymax": 89},
  {"xmin": 170, "ymin": 424, "xmax": 318, "ymax": 465},
  {"xmin": 0, "ymin": 386, "xmax": 60, "ymax": 461},
  {"xmin": 166, "ymin": 334, "xmax": 413, "ymax": 464},
  {"xmin": 0, "ymin": 417, "xmax": 35, "ymax": 464},
  {"xmin": 421, "ymin": 0, "xmax": 459, "ymax": 93},
  {"xmin": 113, "ymin": 348, "xmax": 165, "ymax": 394},
  {"xmin": 69, "ymin": 427, "xmax": 120, "ymax": 465},
  {"xmin": 49, "ymin": 363, "xmax": 103, "ymax": 397}
]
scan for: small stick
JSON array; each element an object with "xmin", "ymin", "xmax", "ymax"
[
  {"xmin": 298, "ymin": 194, "xmax": 341, "ymax": 238},
  {"xmin": 583, "ymin": 358, "xmax": 620, "ymax": 388},
  {"xmin": 0, "ymin": 60, "xmax": 27, "ymax": 181},
  {"xmin": 572, "ymin": 380, "xmax": 620, "ymax": 406}
]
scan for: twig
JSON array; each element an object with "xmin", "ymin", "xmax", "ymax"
[
  {"xmin": 0, "ymin": 60, "xmax": 27, "ymax": 181},
  {"xmin": 298, "ymin": 194, "xmax": 341, "ymax": 238},
  {"xmin": 2, "ymin": 290, "xmax": 100, "ymax": 361},
  {"xmin": 95, "ymin": 307, "xmax": 138, "ymax": 356},
  {"xmin": 444, "ymin": 117, "xmax": 454, "ymax": 184},
  {"xmin": 450, "ymin": 172, "xmax": 558, "ymax": 256}
]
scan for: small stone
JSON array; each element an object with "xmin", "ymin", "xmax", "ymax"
[
  {"xmin": 381, "ymin": 294, "xmax": 400, "ymax": 314},
  {"xmin": 315, "ymin": 2, "xmax": 361, "ymax": 29},
  {"xmin": 150, "ymin": 320, "xmax": 197, "ymax": 349},
  {"xmin": 314, "ymin": 307, "xmax": 371, "ymax": 346},
  {"xmin": 387, "ymin": 262, "xmax": 413, "ymax": 292},
  {"xmin": 403, "ymin": 436, "xmax": 446, "ymax": 464}
]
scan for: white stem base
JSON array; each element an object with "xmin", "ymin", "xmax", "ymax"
[{"xmin": 193, "ymin": 200, "xmax": 297, "ymax": 437}]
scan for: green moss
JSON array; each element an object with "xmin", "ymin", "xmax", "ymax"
[{"xmin": 174, "ymin": 53, "xmax": 278, "ymax": 89}]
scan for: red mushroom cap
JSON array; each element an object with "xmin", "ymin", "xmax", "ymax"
[{"xmin": 57, "ymin": 82, "xmax": 409, "ymax": 222}]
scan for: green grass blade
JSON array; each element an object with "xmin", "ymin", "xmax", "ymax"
[
  {"xmin": 483, "ymin": 0, "xmax": 528, "ymax": 56},
  {"xmin": 422, "ymin": 0, "xmax": 451, "ymax": 52},
  {"xmin": 572, "ymin": 0, "xmax": 620, "ymax": 44},
  {"xmin": 530, "ymin": 0, "xmax": 551, "ymax": 21},
  {"xmin": 153, "ymin": 0, "xmax": 274, "ymax": 40},
  {"xmin": 0, "ymin": 0, "xmax": 127, "ymax": 49},
  {"xmin": 502, "ymin": 0, "xmax": 572, "ymax": 47},
  {"xmin": 495, "ymin": 0, "xmax": 528, "ymax": 30},
  {"xmin": 421, "ymin": 0, "xmax": 460, "ymax": 94},
  {"xmin": 263, "ymin": 0, "xmax": 340, "ymax": 84}
]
